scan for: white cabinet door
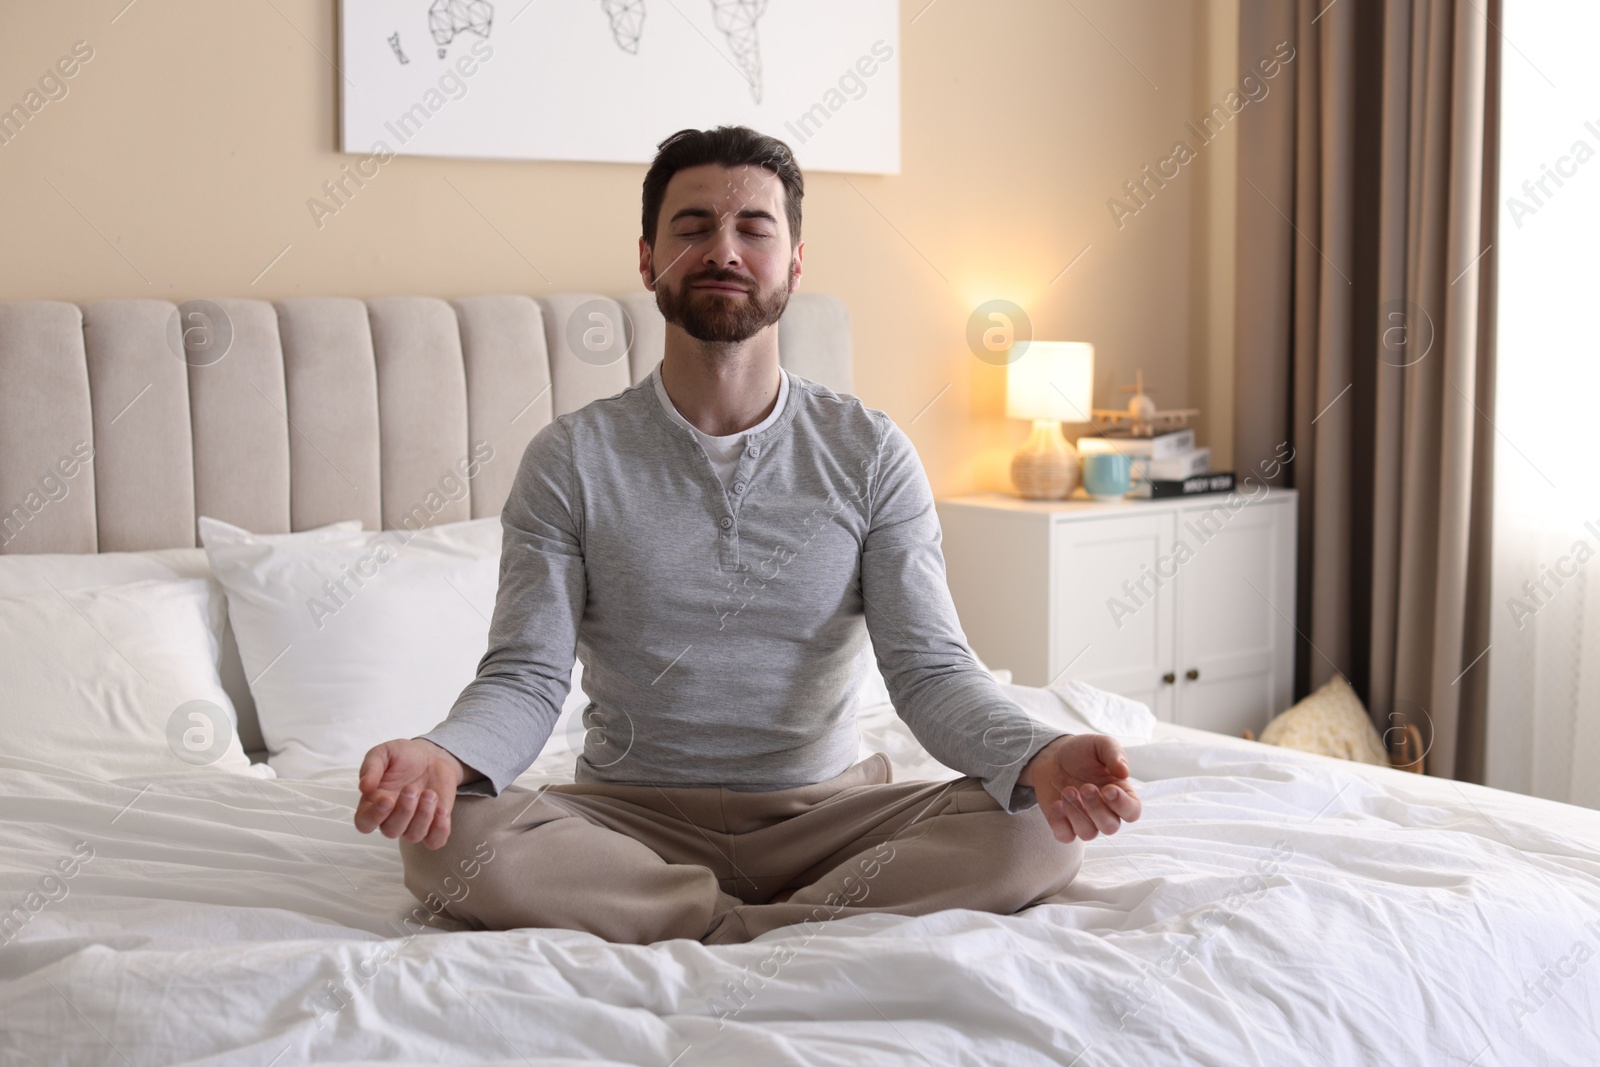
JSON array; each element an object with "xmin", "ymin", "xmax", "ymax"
[
  {"xmin": 1049, "ymin": 513, "xmax": 1176, "ymax": 720},
  {"xmin": 936, "ymin": 504, "xmax": 1054, "ymax": 686},
  {"xmin": 1170, "ymin": 498, "xmax": 1295, "ymax": 735}
]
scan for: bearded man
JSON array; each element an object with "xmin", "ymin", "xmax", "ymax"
[{"xmin": 356, "ymin": 126, "xmax": 1140, "ymax": 946}]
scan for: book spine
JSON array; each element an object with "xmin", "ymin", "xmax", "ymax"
[
  {"xmin": 1148, "ymin": 428, "xmax": 1196, "ymax": 460},
  {"xmin": 1148, "ymin": 472, "xmax": 1235, "ymax": 498},
  {"xmin": 1135, "ymin": 447, "xmax": 1211, "ymax": 481},
  {"xmin": 1078, "ymin": 428, "xmax": 1197, "ymax": 459},
  {"xmin": 1077, "ymin": 437, "xmax": 1146, "ymax": 457}
]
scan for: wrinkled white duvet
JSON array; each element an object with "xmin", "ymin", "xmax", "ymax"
[{"xmin": 2, "ymin": 705, "xmax": 1598, "ymax": 1067}]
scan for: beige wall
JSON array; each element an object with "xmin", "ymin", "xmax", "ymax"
[{"xmin": 0, "ymin": 0, "xmax": 1238, "ymax": 496}]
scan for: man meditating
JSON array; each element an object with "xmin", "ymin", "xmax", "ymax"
[{"xmin": 353, "ymin": 125, "xmax": 1141, "ymax": 946}]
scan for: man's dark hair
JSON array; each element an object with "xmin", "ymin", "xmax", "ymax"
[{"xmin": 641, "ymin": 125, "xmax": 804, "ymax": 249}]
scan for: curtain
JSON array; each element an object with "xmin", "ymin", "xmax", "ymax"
[{"xmin": 1233, "ymin": 0, "xmax": 1501, "ymax": 781}]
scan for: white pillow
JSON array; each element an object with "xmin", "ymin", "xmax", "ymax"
[
  {"xmin": 0, "ymin": 545, "xmax": 215, "ymax": 593},
  {"xmin": 0, "ymin": 578, "xmax": 253, "ymax": 778},
  {"xmin": 0, "ymin": 524, "xmax": 362, "ymax": 753},
  {"xmin": 199, "ymin": 515, "xmax": 501, "ymax": 778}
]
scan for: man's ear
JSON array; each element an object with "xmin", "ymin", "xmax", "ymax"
[
  {"xmin": 638, "ymin": 235, "xmax": 657, "ymax": 293},
  {"xmin": 788, "ymin": 239, "xmax": 805, "ymax": 293}
]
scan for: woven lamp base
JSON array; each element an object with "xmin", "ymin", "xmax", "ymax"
[{"xmin": 1011, "ymin": 419, "xmax": 1079, "ymax": 500}]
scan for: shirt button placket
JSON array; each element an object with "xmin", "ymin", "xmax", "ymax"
[
  {"xmin": 736, "ymin": 440, "xmax": 760, "ymax": 499},
  {"xmin": 718, "ymin": 513, "xmax": 737, "ymax": 570},
  {"xmin": 721, "ymin": 435, "xmax": 760, "ymax": 571}
]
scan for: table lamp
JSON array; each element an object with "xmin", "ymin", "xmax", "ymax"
[{"xmin": 1006, "ymin": 341, "xmax": 1095, "ymax": 500}]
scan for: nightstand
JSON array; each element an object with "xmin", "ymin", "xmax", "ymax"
[{"xmin": 935, "ymin": 489, "xmax": 1298, "ymax": 737}]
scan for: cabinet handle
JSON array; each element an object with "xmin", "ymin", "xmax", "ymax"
[
  {"xmin": 1186, "ymin": 668, "xmax": 1200, "ymax": 681},
  {"xmin": 1161, "ymin": 672, "xmax": 1176, "ymax": 685}
]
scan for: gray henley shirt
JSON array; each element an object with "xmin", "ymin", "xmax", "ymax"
[{"xmin": 418, "ymin": 365, "xmax": 1065, "ymax": 812}]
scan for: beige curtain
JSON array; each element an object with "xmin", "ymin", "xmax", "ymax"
[{"xmin": 1233, "ymin": 0, "xmax": 1500, "ymax": 781}]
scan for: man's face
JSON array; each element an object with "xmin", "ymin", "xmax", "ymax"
[{"xmin": 640, "ymin": 163, "xmax": 803, "ymax": 345}]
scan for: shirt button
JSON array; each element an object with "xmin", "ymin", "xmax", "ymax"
[
  {"xmin": 748, "ymin": 445, "xmax": 761, "ymax": 457},
  {"xmin": 733, "ymin": 481, "xmax": 746, "ymax": 494},
  {"xmin": 719, "ymin": 516, "xmax": 733, "ymax": 529}
]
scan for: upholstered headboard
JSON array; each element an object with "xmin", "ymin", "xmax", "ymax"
[{"xmin": 0, "ymin": 292, "xmax": 852, "ymax": 555}]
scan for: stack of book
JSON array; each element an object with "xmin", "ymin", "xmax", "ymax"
[{"xmin": 1076, "ymin": 428, "xmax": 1235, "ymax": 498}]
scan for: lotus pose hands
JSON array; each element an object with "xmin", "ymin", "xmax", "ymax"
[{"xmin": 1019, "ymin": 733, "xmax": 1143, "ymax": 843}]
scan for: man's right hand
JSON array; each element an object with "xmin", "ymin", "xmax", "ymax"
[{"xmin": 354, "ymin": 738, "xmax": 469, "ymax": 850}]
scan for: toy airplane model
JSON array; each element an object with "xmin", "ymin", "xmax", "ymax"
[{"xmin": 1090, "ymin": 370, "xmax": 1200, "ymax": 437}]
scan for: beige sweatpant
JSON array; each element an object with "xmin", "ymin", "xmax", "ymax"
[{"xmin": 399, "ymin": 751, "xmax": 1083, "ymax": 946}]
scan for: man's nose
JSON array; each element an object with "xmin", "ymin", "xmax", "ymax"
[{"xmin": 702, "ymin": 222, "xmax": 742, "ymax": 269}]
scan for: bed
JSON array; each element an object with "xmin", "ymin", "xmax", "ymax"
[{"xmin": 2, "ymin": 294, "xmax": 1597, "ymax": 1066}]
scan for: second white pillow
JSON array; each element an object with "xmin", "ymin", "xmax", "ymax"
[
  {"xmin": 199, "ymin": 516, "xmax": 502, "ymax": 779},
  {"xmin": 0, "ymin": 578, "xmax": 253, "ymax": 779}
]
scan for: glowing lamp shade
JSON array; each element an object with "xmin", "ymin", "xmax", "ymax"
[
  {"xmin": 1006, "ymin": 342, "xmax": 1095, "ymax": 421},
  {"xmin": 1005, "ymin": 342, "xmax": 1095, "ymax": 500}
]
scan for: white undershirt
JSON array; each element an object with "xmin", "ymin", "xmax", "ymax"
[{"xmin": 652, "ymin": 363, "xmax": 789, "ymax": 491}]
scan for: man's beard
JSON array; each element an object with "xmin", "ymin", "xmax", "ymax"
[{"xmin": 654, "ymin": 263, "xmax": 794, "ymax": 344}]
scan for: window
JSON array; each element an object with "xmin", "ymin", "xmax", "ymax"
[{"xmin": 1486, "ymin": 0, "xmax": 1600, "ymax": 805}]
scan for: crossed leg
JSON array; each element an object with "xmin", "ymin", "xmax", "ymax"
[{"xmin": 399, "ymin": 754, "xmax": 1083, "ymax": 946}]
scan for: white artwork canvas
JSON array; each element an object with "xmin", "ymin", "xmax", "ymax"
[{"xmin": 339, "ymin": 1, "xmax": 901, "ymax": 173}]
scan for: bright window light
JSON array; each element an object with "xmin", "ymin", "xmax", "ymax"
[{"xmin": 1495, "ymin": 0, "xmax": 1600, "ymax": 533}]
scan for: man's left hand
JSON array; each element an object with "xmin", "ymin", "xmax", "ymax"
[{"xmin": 1019, "ymin": 734, "xmax": 1143, "ymax": 843}]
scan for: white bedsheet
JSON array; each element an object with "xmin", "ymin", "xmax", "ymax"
[{"xmin": 2, "ymin": 704, "xmax": 1598, "ymax": 1066}]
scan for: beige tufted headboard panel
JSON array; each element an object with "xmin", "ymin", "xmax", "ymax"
[{"xmin": 0, "ymin": 291, "xmax": 852, "ymax": 555}]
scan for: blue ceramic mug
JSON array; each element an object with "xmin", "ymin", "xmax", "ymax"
[{"xmin": 1081, "ymin": 452, "xmax": 1144, "ymax": 499}]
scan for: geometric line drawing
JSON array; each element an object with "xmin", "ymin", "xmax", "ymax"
[
  {"xmin": 598, "ymin": 0, "xmax": 646, "ymax": 54},
  {"xmin": 708, "ymin": 0, "xmax": 769, "ymax": 102},
  {"xmin": 593, "ymin": 0, "xmax": 768, "ymax": 102},
  {"xmin": 428, "ymin": 0, "xmax": 494, "ymax": 59}
]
